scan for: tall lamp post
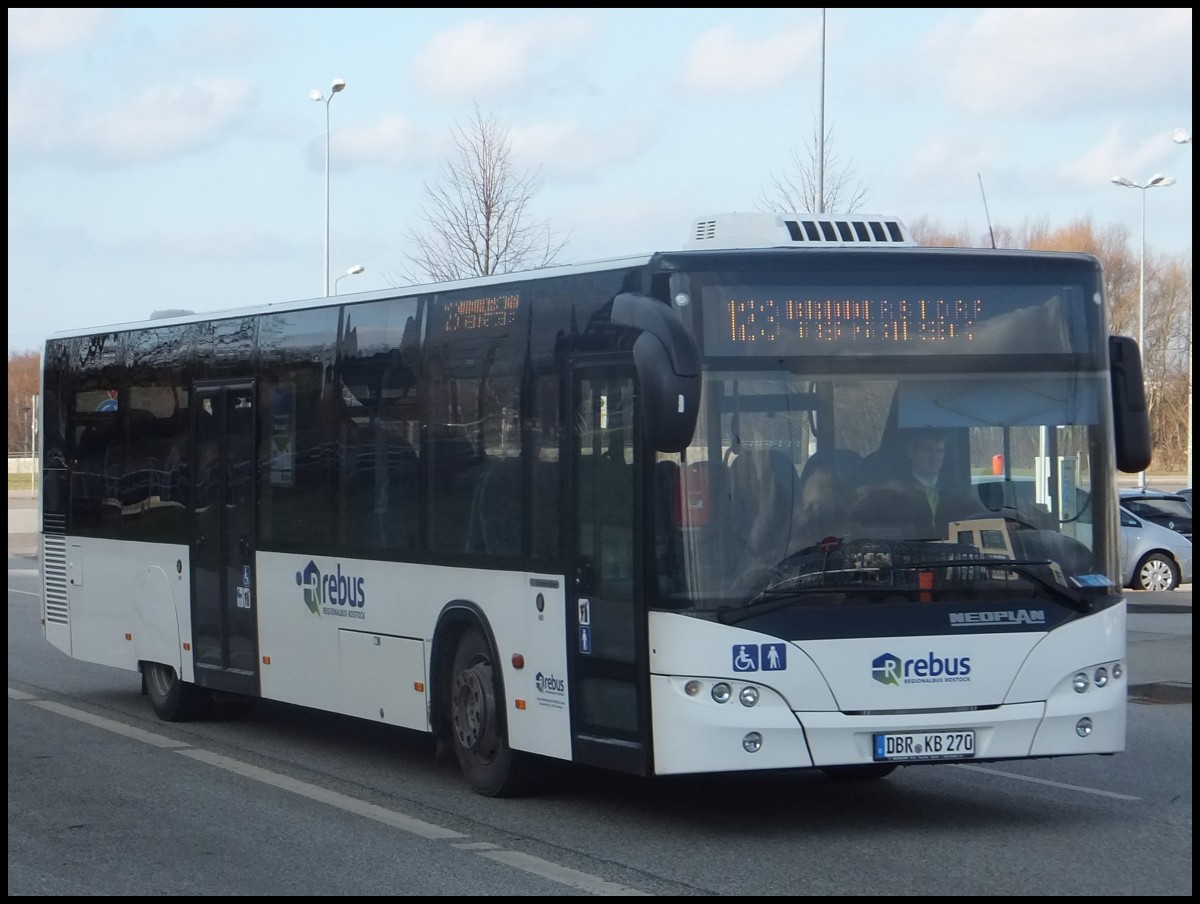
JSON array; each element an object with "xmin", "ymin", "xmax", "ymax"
[
  {"xmin": 335, "ymin": 264, "xmax": 365, "ymax": 295},
  {"xmin": 1172, "ymin": 129, "xmax": 1191, "ymax": 488},
  {"xmin": 311, "ymin": 78, "xmax": 346, "ymax": 296},
  {"xmin": 1111, "ymin": 173, "xmax": 1176, "ymax": 489}
]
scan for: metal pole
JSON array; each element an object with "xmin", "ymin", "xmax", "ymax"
[
  {"xmin": 1138, "ymin": 189, "xmax": 1147, "ymax": 490},
  {"xmin": 816, "ymin": 8, "xmax": 825, "ymax": 214},
  {"xmin": 324, "ymin": 98, "xmax": 331, "ymax": 297}
]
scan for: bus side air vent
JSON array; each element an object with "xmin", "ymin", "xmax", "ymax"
[
  {"xmin": 42, "ymin": 534, "xmax": 69, "ymax": 626},
  {"xmin": 684, "ymin": 213, "xmax": 915, "ymax": 250}
]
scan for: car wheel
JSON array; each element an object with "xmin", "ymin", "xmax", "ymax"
[{"xmin": 1132, "ymin": 553, "xmax": 1180, "ymax": 592}]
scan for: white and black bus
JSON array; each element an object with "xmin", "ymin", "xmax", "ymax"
[{"xmin": 39, "ymin": 213, "xmax": 1151, "ymax": 795}]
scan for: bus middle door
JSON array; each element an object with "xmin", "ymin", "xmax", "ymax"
[
  {"xmin": 190, "ymin": 380, "xmax": 260, "ymax": 697},
  {"xmin": 568, "ymin": 365, "xmax": 651, "ymax": 776}
]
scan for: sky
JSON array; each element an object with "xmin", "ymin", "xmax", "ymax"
[{"xmin": 6, "ymin": 7, "xmax": 1194, "ymax": 354}]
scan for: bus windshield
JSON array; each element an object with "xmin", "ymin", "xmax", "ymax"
[{"xmin": 652, "ymin": 368, "xmax": 1114, "ymax": 611}]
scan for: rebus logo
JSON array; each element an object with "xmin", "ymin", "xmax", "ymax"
[
  {"xmin": 872, "ymin": 651, "xmax": 972, "ymax": 686},
  {"xmin": 872, "ymin": 653, "xmax": 903, "ymax": 686},
  {"xmin": 297, "ymin": 561, "xmax": 323, "ymax": 615},
  {"xmin": 295, "ymin": 560, "xmax": 367, "ymax": 617},
  {"xmin": 535, "ymin": 672, "xmax": 565, "ymax": 695}
]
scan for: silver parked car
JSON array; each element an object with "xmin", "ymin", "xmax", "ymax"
[
  {"xmin": 972, "ymin": 476, "xmax": 1191, "ymax": 592},
  {"xmin": 1118, "ymin": 504, "xmax": 1193, "ymax": 592}
]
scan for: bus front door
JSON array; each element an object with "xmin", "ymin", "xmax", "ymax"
[
  {"xmin": 568, "ymin": 367, "xmax": 651, "ymax": 775},
  {"xmin": 190, "ymin": 380, "xmax": 260, "ymax": 697}
]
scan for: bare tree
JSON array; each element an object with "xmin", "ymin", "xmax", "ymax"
[
  {"xmin": 397, "ymin": 104, "xmax": 568, "ymax": 284},
  {"xmin": 7, "ymin": 350, "xmax": 40, "ymax": 456},
  {"xmin": 758, "ymin": 120, "xmax": 868, "ymax": 215}
]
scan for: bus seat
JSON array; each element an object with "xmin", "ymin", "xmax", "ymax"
[{"xmin": 727, "ymin": 448, "xmax": 797, "ymax": 565}]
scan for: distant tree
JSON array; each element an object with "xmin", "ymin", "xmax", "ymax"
[
  {"xmin": 758, "ymin": 120, "xmax": 867, "ymax": 214},
  {"xmin": 909, "ymin": 214, "xmax": 1193, "ymax": 473},
  {"xmin": 396, "ymin": 104, "xmax": 568, "ymax": 284},
  {"xmin": 8, "ymin": 350, "xmax": 40, "ymax": 455}
]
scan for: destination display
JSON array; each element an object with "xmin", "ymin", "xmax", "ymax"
[
  {"xmin": 431, "ymin": 292, "xmax": 521, "ymax": 333},
  {"xmin": 701, "ymin": 284, "xmax": 1088, "ymax": 356}
]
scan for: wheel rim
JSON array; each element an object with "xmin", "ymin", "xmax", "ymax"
[
  {"xmin": 1139, "ymin": 559, "xmax": 1174, "ymax": 592},
  {"xmin": 451, "ymin": 660, "xmax": 500, "ymax": 761}
]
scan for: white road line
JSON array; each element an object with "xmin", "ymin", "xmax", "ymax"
[
  {"xmin": 178, "ymin": 748, "xmax": 465, "ymax": 840},
  {"xmin": 30, "ymin": 700, "xmax": 192, "ymax": 749},
  {"xmin": 476, "ymin": 849, "xmax": 652, "ymax": 896},
  {"xmin": 13, "ymin": 689, "xmax": 654, "ymax": 895},
  {"xmin": 954, "ymin": 763, "xmax": 1141, "ymax": 800}
]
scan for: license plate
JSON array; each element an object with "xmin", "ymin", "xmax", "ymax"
[{"xmin": 873, "ymin": 730, "xmax": 975, "ymax": 761}]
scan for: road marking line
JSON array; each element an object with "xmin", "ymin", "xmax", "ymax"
[
  {"xmin": 15, "ymin": 689, "xmax": 653, "ymax": 894},
  {"xmin": 476, "ymin": 849, "xmax": 652, "ymax": 896},
  {"xmin": 30, "ymin": 700, "xmax": 191, "ymax": 748},
  {"xmin": 954, "ymin": 763, "xmax": 1141, "ymax": 800}
]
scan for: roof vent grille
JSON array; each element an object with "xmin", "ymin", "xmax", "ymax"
[{"xmin": 684, "ymin": 213, "xmax": 914, "ymax": 249}]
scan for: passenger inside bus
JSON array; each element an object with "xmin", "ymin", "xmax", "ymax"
[
  {"xmin": 793, "ymin": 449, "xmax": 865, "ymax": 551},
  {"xmin": 860, "ymin": 427, "xmax": 976, "ymax": 538}
]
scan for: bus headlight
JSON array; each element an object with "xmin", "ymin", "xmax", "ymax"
[
  {"xmin": 1072, "ymin": 672, "xmax": 1089, "ymax": 693},
  {"xmin": 712, "ymin": 682, "xmax": 732, "ymax": 703},
  {"xmin": 742, "ymin": 732, "xmax": 763, "ymax": 753},
  {"xmin": 1093, "ymin": 667, "xmax": 1109, "ymax": 687},
  {"xmin": 1075, "ymin": 717, "xmax": 1094, "ymax": 737},
  {"xmin": 739, "ymin": 685, "xmax": 760, "ymax": 707}
]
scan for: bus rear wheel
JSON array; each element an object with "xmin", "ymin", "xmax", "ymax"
[
  {"xmin": 143, "ymin": 662, "xmax": 211, "ymax": 722},
  {"xmin": 449, "ymin": 627, "xmax": 533, "ymax": 797}
]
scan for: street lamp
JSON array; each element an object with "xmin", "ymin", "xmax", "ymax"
[
  {"xmin": 311, "ymin": 78, "xmax": 346, "ymax": 296},
  {"xmin": 1171, "ymin": 129, "xmax": 1191, "ymax": 488},
  {"xmin": 1111, "ymin": 172, "xmax": 1176, "ymax": 489},
  {"xmin": 335, "ymin": 264, "xmax": 365, "ymax": 295}
]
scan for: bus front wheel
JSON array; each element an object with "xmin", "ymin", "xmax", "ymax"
[
  {"xmin": 143, "ymin": 662, "xmax": 211, "ymax": 722},
  {"xmin": 449, "ymin": 627, "xmax": 533, "ymax": 797}
]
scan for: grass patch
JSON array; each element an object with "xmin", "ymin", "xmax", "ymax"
[{"xmin": 7, "ymin": 473, "xmax": 36, "ymax": 491}]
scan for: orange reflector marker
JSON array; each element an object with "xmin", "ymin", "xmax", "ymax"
[
  {"xmin": 183, "ymin": 642, "xmax": 191, "ymax": 651},
  {"xmin": 512, "ymin": 653, "xmax": 525, "ymax": 669},
  {"xmin": 413, "ymin": 682, "xmax": 425, "ymax": 693},
  {"xmin": 124, "ymin": 633, "xmax": 132, "ymax": 641},
  {"xmin": 262, "ymin": 655, "xmax": 271, "ymax": 665},
  {"xmin": 919, "ymin": 570, "xmax": 933, "ymax": 602},
  {"xmin": 515, "ymin": 699, "xmax": 527, "ymax": 710}
]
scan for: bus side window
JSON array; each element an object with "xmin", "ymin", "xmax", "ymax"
[
  {"xmin": 466, "ymin": 456, "xmax": 521, "ymax": 557},
  {"xmin": 427, "ymin": 424, "xmax": 481, "ymax": 554}
]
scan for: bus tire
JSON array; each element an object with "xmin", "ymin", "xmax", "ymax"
[
  {"xmin": 143, "ymin": 661, "xmax": 211, "ymax": 722},
  {"xmin": 449, "ymin": 626, "xmax": 533, "ymax": 797},
  {"xmin": 821, "ymin": 763, "xmax": 898, "ymax": 780}
]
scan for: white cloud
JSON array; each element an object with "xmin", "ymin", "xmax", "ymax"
[
  {"xmin": 510, "ymin": 118, "xmax": 654, "ymax": 177},
  {"xmin": 332, "ymin": 113, "xmax": 438, "ymax": 167},
  {"xmin": 79, "ymin": 78, "xmax": 253, "ymax": 162},
  {"xmin": 414, "ymin": 14, "xmax": 596, "ymax": 102},
  {"xmin": 7, "ymin": 8, "xmax": 111, "ymax": 56},
  {"xmin": 922, "ymin": 8, "xmax": 1193, "ymax": 118},
  {"xmin": 679, "ymin": 23, "xmax": 816, "ymax": 95}
]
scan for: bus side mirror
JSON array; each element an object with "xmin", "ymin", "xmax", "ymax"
[
  {"xmin": 611, "ymin": 293, "xmax": 701, "ymax": 452},
  {"xmin": 1109, "ymin": 335, "xmax": 1151, "ymax": 473}
]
